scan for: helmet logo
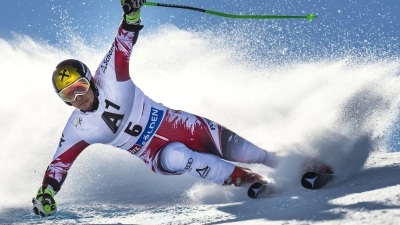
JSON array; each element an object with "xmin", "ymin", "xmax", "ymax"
[{"xmin": 58, "ymin": 68, "xmax": 71, "ymax": 81}]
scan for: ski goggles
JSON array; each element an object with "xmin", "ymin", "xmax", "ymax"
[{"xmin": 58, "ymin": 77, "xmax": 90, "ymax": 102}]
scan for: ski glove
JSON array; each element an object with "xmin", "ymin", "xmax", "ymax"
[
  {"xmin": 32, "ymin": 187, "xmax": 58, "ymax": 217},
  {"xmin": 121, "ymin": 0, "xmax": 146, "ymax": 14},
  {"xmin": 121, "ymin": 0, "xmax": 146, "ymax": 24}
]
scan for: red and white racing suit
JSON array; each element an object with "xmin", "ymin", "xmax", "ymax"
[{"xmin": 42, "ymin": 21, "xmax": 276, "ymax": 192}]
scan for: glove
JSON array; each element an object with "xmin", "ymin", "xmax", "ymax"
[
  {"xmin": 121, "ymin": 0, "xmax": 146, "ymax": 14},
  {"xmin": 32, "ymin": 187, "xmax": 58, "ymax": 217},
  {"xmin": 121, "ymin": 0, "xmax": 146, "ymax": 24}
]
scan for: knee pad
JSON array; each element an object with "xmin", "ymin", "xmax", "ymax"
[{"xmin": 159, "ymin": 142, "xmax": 192, "ymax": 173}]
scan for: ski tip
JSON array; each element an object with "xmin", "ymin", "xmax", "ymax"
[
  {"xmin": 301, "ymin": 173, "xmax": 318, "ymax": 189},
  {"xmin": 247, "ymin": 182, "xmax": 267, "ymax": 199},
  {"xmin": 301, "ymin": 172, "xmax": 334, "ymax": 190}
]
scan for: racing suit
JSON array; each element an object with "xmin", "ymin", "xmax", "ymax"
[{"xmin": 42, "ymin": 20, "xmax": 277, "ymax": 192}]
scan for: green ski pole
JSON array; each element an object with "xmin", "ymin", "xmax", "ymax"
[{"xmin": 144, "ymin": 2, "xmax": 317, "ymax": 21}]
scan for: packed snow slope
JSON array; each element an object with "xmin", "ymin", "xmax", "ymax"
[
  {"xmin": 2, "ymin": 150, "xmax": 400, "ymax": 225},
  {"xmin": 0, "ymin": 8, "xmax": 400, "ymax": 224}
]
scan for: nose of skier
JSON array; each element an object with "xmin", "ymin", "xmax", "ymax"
[
  {"xmin": 75, "ymin": 94, "xmax": 84, "ymax": 102},
  {"xmin": 70, "ymin": 88, "xmax": 94, "ymax": 111}
]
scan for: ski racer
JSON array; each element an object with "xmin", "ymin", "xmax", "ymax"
[{"xmin": 32, "ymin": 0, "xmax": 280, "ymax": 216}]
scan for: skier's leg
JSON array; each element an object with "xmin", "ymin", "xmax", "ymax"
[
  {"xmin": 220, "ymin": 128, "xmax": 280, "ymax": 168},
  {"xmin": 159, "ymin": 142, "xmax": 234, "ymax": 184},
  {"xmin": 153, "ymin": 110, "xmax": 279, "ymax": 168},
  {"xmin": 158, "ymin": 142, "xmax": 265, "ymax": 186}
]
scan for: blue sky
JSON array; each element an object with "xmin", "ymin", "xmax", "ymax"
[{"xmin": 1, "ymin": 0, "xmax": 398, "ymax": 60}]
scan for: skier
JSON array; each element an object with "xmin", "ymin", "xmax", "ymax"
[{"xmin": 32, "ymin": 0, "xmax": 280, "ymax": 216}]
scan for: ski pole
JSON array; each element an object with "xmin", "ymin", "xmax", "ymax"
[{"xmin": 144, "ymin": 2, "xmax": 317, "ymax": 21}]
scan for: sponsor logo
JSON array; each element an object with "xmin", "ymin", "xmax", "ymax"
[
  {"xmin": 202, "ymin": 117, "xmax": 222, "ymax": 155},
  {"xmin": 305, "ymin": 177, "xmax": 317, "ymax": 188},
  {"xmin": 95, "ymin": 78, "xmax": 105, "ymax": 90},
  {"xmin": 58, "ymin": 68, "xmax": 71, "ymax": 82},
  {"xmin": 184, "ymin": 158, "xmax": 193, "ymax": 171},
  {"xmin": 74, "ymin": 116, "xmax": 84, "ymax": 128},
  {"xmin": 251, "ymin": 187, "xmax": 262, "ymax": 196},
  {"xmin": 196, "ymin": 166, "xmax": 211, "ymax": 178},
  {"xmin": 58, "ymin": 133, "xmax": 65, "ymax": 147},
  {"xmin": 127, "ymin": 108, "xmax": 164, "ymax": 154},
  {"xmin": 205, "ymin": 118, "xmax": 216, "ymax": 130},
  {"xmin": 101, "ymin": 43, "xmax": 115, "ymax": 72},
  {"xmin": 136, "ymin": 108, "xmax": 163, "ymax": 146},
  {"xmin": 127, "ymin": 144, "xmax": 141, "ymax": 154}
]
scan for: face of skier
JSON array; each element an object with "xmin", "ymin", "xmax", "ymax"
[{"xmin": 70, "ymin": 88, "xmax": 95, "ymax": 111}]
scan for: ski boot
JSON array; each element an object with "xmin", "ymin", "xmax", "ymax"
[
  {"xmin": 302, "ymin": 158, "xmax": 334, "ymax": 175},
  {"xmin": 224, "ymin": 166, "xmax": 265, "ymax": 187}
]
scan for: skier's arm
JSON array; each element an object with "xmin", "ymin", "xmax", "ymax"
[
  {"xmin": 33, "ymin": 124, "xmax": 89, "ymax": 217},
  {"xmin": 95, "ymin": 0, "xmax": 145, "ymax": 82},
  {"xmin": 42, "ymin": 139, "xmax": 89, "ymax": 192}
]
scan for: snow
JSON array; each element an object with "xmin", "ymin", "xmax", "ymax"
[
  {"xmin": 3, "ymin": 152, "xmax": 400, "ymax": 224},
  {"xmin": 1, "ymin": 20, "xmax": 400, "ymax": 224}
]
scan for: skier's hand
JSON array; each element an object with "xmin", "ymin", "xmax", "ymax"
[
  {"xmin": 121, "ymin": 0, "xmax": 146, "ymax": 24},
  {"xmin": 32, "ymin": 187, "xmax": 58, "ymax": 217},
  {"xmin": 121, "ymin": 0, "xmax": 146, "ymax": 14}
]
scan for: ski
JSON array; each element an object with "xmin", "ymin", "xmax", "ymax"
[
  {"xmin": 301, "ymin": 172, "xmax": 334, "ymax": 189},
  {"xmin": 247, "ymin": 181, "xmax": 274, "ymax": 199}
]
